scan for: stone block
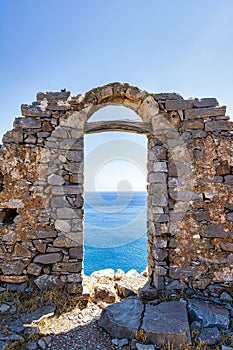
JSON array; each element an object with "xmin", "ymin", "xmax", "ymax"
[
  {"xmin": 37, "ymin": 91, "xmax": 70, "ymax": 101},
  {"xmin": 2, "ymin": 129, "xmax": 23, "ymax": 143},
  {"xmin": 21, "ymin": 104, "xmax": 51, "ymax": 118},
  {"xmin": 191, "ymin": 129, "xmax": 207, "ymax": 138},
  {"xmin": 205, "ymin": 120, "xmax": 232, "ymax": 131},
  {"xmin": 53, "ymin": 235, "xmax": 81, "ymax": 248},
  {"xmin": 27, "ymin": 263, "xmax": 42, "ymax": 276},
  {"xmin": 185, "ymin": 106, "xmax": 226, "ymax": 119},
  {"xmin": 199, "ymin": 327, "xmax": 222, "ymax": 345},
  {"xmin": 14, "ymin": 117, "xmax": 42, "ymax": 129},
  {"xmin": 52, "ymin": 262, "xmax": 82, "ymax": 273},
  {"xmin": 0, "ymin": 260, "xmax": 27, "ymax": 275},
  {"xmin": 202, "ymin": 224, "xmax": 229, "ymax": 238},
  {"xmin": 34, "ymin": 274, "xmax": 64, "ymax": 290},
  {"xmin": 152, "ymin": 162, "xmax": 167, "ymax": 172},
  {"xmin": 227, "ymin": 213, "xmax": 233, "ymax": 222},
  {"xmin": 165, "ymin": 99, "xmax": 193, "ymax": 111},
  {"xmin": 169, "ymin": 266, "xmax": 198, "ymax": 279},
  {"xmin": 188, "ymin": 299, "xmax": 230, "ymax": 329},
  {"xmin": 69, "ymin": 247, "xmax": 83, "ymax": 259},
  {"xmin": 0, "ymin": 275, "xmax": 28, "ymax": 283},
  {"xmin": 193, "ymin": 98, "xmax": 218, "ymax": 108},
  {"xmin": 154, "ymin": 93, "xmax": 183, "ymax": 100},
  {"xmin": 183, "ymin": 119, "xmax": 204, "ymax": 130},
  {"xmin": 141, "ymin": 301, "xmax": 191, "ymax": 347},
  {"xmin": 99, "ymin": 297, "xmax": 144, "ymax": 339},
  {"xmin": 33, "ymin": 252, "xmax": 63, "ymax": 264}
]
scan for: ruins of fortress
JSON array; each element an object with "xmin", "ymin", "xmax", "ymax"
[{"xmin": 0, "ymin": 82, "xmax": 232, "ymax": 296}]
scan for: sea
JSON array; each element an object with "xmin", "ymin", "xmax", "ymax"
[{"xmin": 84, "ymin": 191, "xmax": 147, "ymax": 275}]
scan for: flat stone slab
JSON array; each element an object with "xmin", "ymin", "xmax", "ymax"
[
  {"xmin": 188, "ymin": 299, "xmax": 230, "ymax": 329},
  {"xmin": 141, "ymin": 301, "xmax": 191, "ymax": 348},
  {"xmin": 99, "ymin": 297, "xmax": 144, "ymax": 339}
]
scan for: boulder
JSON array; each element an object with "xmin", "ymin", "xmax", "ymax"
[
  {"xmin": 34, "ymin": 274, "xmax": 64, "ymax": 290},
  {"xmin": 199, "ymin": 327, "xmax": 222, "ymax": 345},
  {"xmin": 99, "ymin": 297, "xmax": 144, "ymax": 339},
  {"xmin": 188, "ymin": 299, "xmax": 230, "ymax": 329},
  {"xmin": 141, "ymin": 301, "xmax": 191, "ymax": 348}
]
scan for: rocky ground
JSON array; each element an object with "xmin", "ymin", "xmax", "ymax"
[{"xmin": 0, "ymin": 269, "xmax": 233, "ymax": 350}]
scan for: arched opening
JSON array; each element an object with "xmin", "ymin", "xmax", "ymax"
[{"xmin": 84, "ymin": 106, "xmax": 148, "ymax": 275}]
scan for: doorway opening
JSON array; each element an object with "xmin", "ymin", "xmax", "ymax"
[{"xmin": 84, "ymin": 106, "xmax": 148, "ymax": 275}]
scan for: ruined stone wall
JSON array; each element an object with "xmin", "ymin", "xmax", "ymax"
[{"xmin": 0, "ymin": 83, "xmax": 232, "ymax": 296}]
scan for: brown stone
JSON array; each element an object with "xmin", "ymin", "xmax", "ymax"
[
  {"xmin": 169, "ymin": 266, "xmax": 198, "ymax": 279},
  {"xmin": 33, "ymin": 252, "xmax": 63, "ymax": 264},
  {"xmin": 34, "ymin": 241, "xmax": 47, "ymax": 253},
  {"xmin": 0, "ymin": 275, "xmax": 28, "ymax": 283},
  {"xmin": 42, "ymin": 121, "xmax": 53, "ymax": 132},
  {"xmin": 205, "ymin": 120, "xmax": 232, "ymax": 131},
  {"xmin": 27, "ymin": 263, "xmax": 42, "ymax": 276},
  {"xmin": 53, "ymin": 235, "xmax": 80, "ymax": 248},
  {"xmin": 183, "ymin": 120, "xmax": 204, "ymax": 130},
  {"xmin": 216, "ymin": 160, "xmax": 231, "ymax": 175},
  {"xmin": 12, "ymin": 243, "xmax": 32, "ymax": 258}
]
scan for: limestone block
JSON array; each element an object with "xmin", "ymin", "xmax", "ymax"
[
  {"xmin": 165, "ymin": 99, "xmax": 193, "ymax": 111},
  {"xmin": 141, "ymin": 301, "xmax": 191, "ymax": 347},
  {"xmin": 21, "ymin": 104, "xmax": 51, "ymax": 118},
  {"xmin": 188, "ymin": 299, "xmax": 230, "ymax": 329},
  {"xmin": 185, "ymin": 106, "xmax": 226, "ymax": 119},
  {"xmin": 33, "ymin": 252, "xmax": 63, "ymax": 264}
]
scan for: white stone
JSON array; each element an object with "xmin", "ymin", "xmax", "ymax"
[
  {"xmin": 55, "ymin": 220, "xmax": 71, "ymax": 233},
  {"xmin": 48, "ymin": 174, "xmax": 64, "ymax": 186}
]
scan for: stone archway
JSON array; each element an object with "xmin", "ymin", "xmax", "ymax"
[{"xmin": 0, "ymin": 82, "xmax": 232, "ymax": 296}]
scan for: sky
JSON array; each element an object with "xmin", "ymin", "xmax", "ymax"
[{"xmin": 1, "ymin": 0, "xmax": 233, "ymax": 190}]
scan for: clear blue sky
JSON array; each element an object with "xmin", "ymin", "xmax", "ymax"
[{"xmin": 1, "ymin": 0, "xmax": 233, "ymax": 189}]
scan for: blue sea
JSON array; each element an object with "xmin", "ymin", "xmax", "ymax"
[{"xmin": 84, "ymin": 191, "xmax": 147, "ymax": 275}]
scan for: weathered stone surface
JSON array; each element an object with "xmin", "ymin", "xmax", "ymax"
[
  {"xmin": 34, "ymin": 274, "xmax": 64, "ymax": 290},
  {"xmin": 138, "ymin": 282, "xmax": 158, "ymax": 301},
  {"xmin": 48, "ymin": 174, "xmax": 65, "ymax": 186},
  {"xmin": 185, "ymin": 106, "xmax": 226, "ymax": 119},
  {"xmin": 33, "ymin": 252, "xmax": 63, "ymax": 264},
  {"xmin": 202, "ymin": 224, "xmax": 229, "ymax": 238},
  {"xmin": 54, "ymin": 219, "xmax": 71, "ymax": 233},
  {"xmin": 0, "ymin": 275, "xmax": 28, "ymax": 283},
  {"xmin": 169, "ymin": 266, "xmax": 198, "ymax": 279},
  {"xmin": 198, "ymin": 327, "xmax": 222, "ymax": 345},
  {"xmin": 37, "ymin": 91, "xmax": 70, "ymax": 101},
  {"xmin": 99, "ymin": 297, "xmax": 144, "ymax": 339},
  {"xmin": 27, "ymin": 263, "xmax": 42, "ymax": 276},
  {"xmin": 141, "ymin": 301, "xmax": 191, "ymax": 347},
  {"xmin": 52, "ymin": 262, "xmax": 82, "ymax": 273},
  {"xmin": 205, "ymin": 120, "xmax": 232, "ymax": 131},
  {"xmin": 193, "ymin": 98, "xmax": 218, "ymax": 108},
  {"xmin": 53, "ymin": 235, "xmax": 79, "ymax": 248},
  {"xmin": 188, "ymin": 299, "xmax": 230, "ymax": 329},
  {"xmin": 14, "ymin": 117, "xmax": 41, "ymax": 129},
  {"xmin": 0, "ymin": 83, "xmax": 233, "ymax": 295},
  {"xmin": 69, "ymin": 246, "xmax": 83, "ymax": 259},
  {"xmin": 2, "ymin": 129, "xmax": 23, "ymax": 143},
  {"xmin": 0, "ymin": 261, "xmax": 27, "ymax": 275},
  {"xmin": 165, "ymin": 99, "xmax": 193, "ymax": 111},
  {"xmin": 21, "ymin": 104, "xmax": 51, "ymax": 117},
  {"xmin": 154, "ymin": 92, "xmax": 183, "ymax": 100}
]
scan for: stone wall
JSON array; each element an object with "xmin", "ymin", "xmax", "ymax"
[{"xmin": 0, "ymin": 82, "xmax": 232, "ymax": 295}]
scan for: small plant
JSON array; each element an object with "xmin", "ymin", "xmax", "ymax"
[{"xmin": 135, "ymin": 329, "xmax": 147, "ymax": 344}]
